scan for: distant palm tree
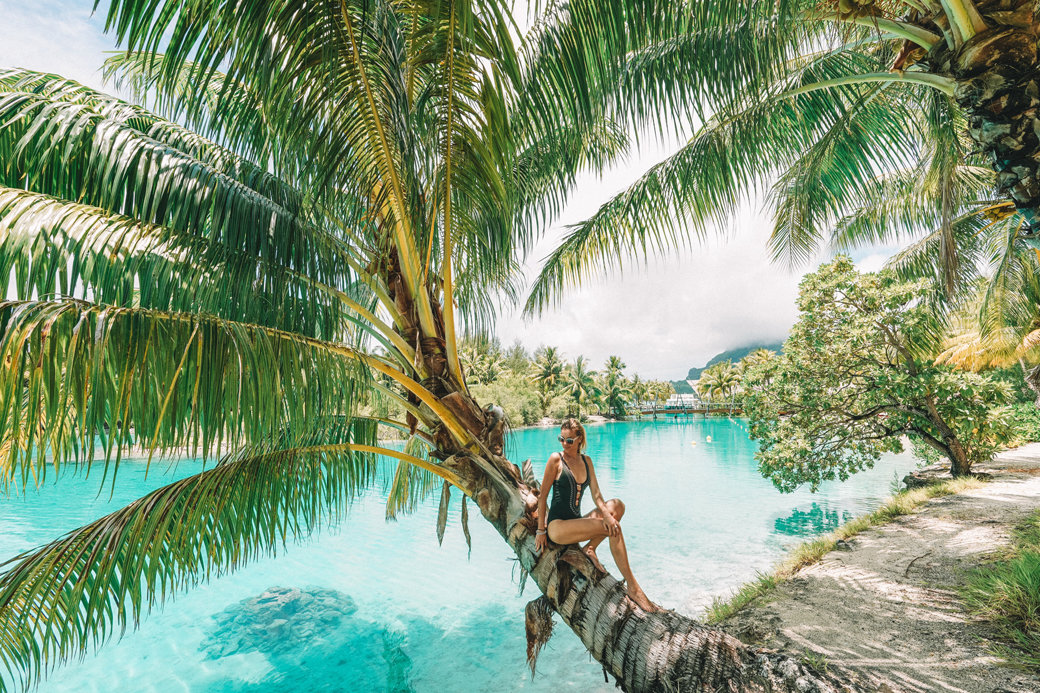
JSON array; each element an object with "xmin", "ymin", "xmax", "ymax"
[
  {"xmin": 605, "ymin": 355, "xmax": 626, "ymax": 374},
  {"xmin": 600, "ymin": 370, "xmax": 633, "ymax": 419},
  {"xmin": 564, "ymin": 356, "xmax": 600, "ymax": 416},
  {"xmin": 531, "ymin": 346, "xmax": 566, "ymax": 416},
  {"xmin": 629, "ymin": 374, "xmax": 650, "ymax": 409},
  {"xmin": 697, "ymin": 362, "xmax": 741, "ymax": 412}
]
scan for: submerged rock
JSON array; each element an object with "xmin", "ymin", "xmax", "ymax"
[
  {"xmin": 201, "ymin": 586, "xmax": 416, "ymax": 692},
  {"xmin": 200, "ymin": 586, "xmax": 358, "ymax": 659}
]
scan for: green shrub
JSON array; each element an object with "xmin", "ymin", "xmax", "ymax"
[
  {"xmin": 1006, "ymin": 403, "xmax": 1040, "ymax": 446},
  {"xmin": 961, "ymin": 512, "xmax": 1040, "ymax": 673},
  {"xmin": 470, "ymin": 374, "xmax": 542, "ymax": 426}
]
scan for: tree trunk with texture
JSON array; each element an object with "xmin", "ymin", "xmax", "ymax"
[
  {"xmin": 1023, "ymin": 361, "xmax": 1040, "ymax": 406},
  {"xmin": 436, "ymin": 427, "xmax": 860, "ymax": 692},
  {"xmin": 927, "ymin": 0, "xmax": 1040, "ymax": 240}
]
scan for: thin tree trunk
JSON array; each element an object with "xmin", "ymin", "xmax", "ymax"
[
  {"xmin": 1021, "ymin": 360, "xmax": 1040, "ymax": 407},
  {"xmin": 919, "ymin": 396, "xmax": 975, "ymax": 476}
]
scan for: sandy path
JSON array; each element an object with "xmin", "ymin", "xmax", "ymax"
[{"xmin": 719, "ymin": 444, "xmax": 1040, "ymax": 693}]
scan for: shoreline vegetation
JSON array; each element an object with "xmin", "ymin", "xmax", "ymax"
[
  {"xmin": 708, "ymin": 446, "xmax": 1040, "ymax": 690},
  {"xmin": 704, "ymin": 476, "xmax": 988, "ymax": 625}
]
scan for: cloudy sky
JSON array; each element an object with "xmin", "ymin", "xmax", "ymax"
[{"xmin": 0, "ymin": 2, "xmax": 893, "ymax": 380}]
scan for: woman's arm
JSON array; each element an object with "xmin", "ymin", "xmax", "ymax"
[
  {"xmin": 534, "ymin": 454, "xmax": 559, "ymax": 552},
  {"xmin": 586, "ymin": 456, "xmax": 620, "ymax": 535}
]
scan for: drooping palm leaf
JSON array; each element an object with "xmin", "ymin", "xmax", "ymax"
[
  {"xmin": 0, "ymin": 421, "xmax": 381, "ymax": 692},
  {"xmin": 0, "ymin": 299, "xmax": 369, "ymax": 489}
]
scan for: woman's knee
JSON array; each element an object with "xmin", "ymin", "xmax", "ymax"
[{"xmin": 608, "ymin": 498, "xmax": 626, "ymax": 520}]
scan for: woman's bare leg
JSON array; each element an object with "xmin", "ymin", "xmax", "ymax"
[
  {"xmin": 547, "ymin": 512, "xmax": 657, "ymax": 612},
  {"xmin": 583, "ymin": 499, "xmax": 625, "ymax": 571}
]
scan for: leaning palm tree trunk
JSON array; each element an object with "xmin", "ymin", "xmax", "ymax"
[{"xmin": 468, "ymin": 458, "xmax": 849, "ymax": 691}]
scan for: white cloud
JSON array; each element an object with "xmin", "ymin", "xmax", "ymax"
[
  {"xmin": 494, "ymin": 133, "xmax": 818, "ymax": 380},
  {"xmin": 0, "ymin": 1, "xmax": 115, "ymax": 91}
]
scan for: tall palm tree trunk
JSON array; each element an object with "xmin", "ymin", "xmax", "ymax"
[{"xmin": 934, "ymin": 0, "xmax": 1040, "ymax": 238}]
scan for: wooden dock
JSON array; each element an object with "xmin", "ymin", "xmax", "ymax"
[{"xmin": 635, "ymin": 404, "xmax": 741, "ymax": 416}]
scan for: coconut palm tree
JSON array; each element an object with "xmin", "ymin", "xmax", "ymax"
[
  {"xmin": 697, "ymin": 362, "xmax": 742, "ymax": 412},
  {"xmin": 524, "ymin": 0, "xmax": 1040, "ymax": 314},
  {"xmin": 530, "ymin": 345, "xmax": 566, "ymax": 417},
  {"xmin": 600, "ymin": 369, "xmax": 634, "ymax": 418},
  {"xmin": 0, "ymin": 2, "xmax": 853, "ymax": 691},
  {"xmin": 564, "ymin": 356, "xmax": 600, "ymax": 416},
  {"xmin": 629, "ymin": 373, "xmax": 650, "ymax": 409},
  {"xmin": 605, "ymin": 354, "xmax": 627, "ymax": 374}
]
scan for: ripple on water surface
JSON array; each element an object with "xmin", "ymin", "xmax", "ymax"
[{"xmin": 0, "ymin": 419, "xmax": 917, "ymax": 692}]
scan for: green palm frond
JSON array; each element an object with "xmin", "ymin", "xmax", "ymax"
[
  {"xmin": 0, "ymin": 68, "xmax": 301, "ymax": 212},
  {"xmin": 0, "ymin": 80, "xmax": 344, "ymax": 284},
  {"xmin": 100, "ymin": 52, "xmax": 276, "ymax": 166},
  {"xmin": 384, "ymin": 435, "xmax": 440, "ymax": 520},
  {"xmin": 0, "ymin": 300, "xmax": 368, "ymax": 490},
  {"xmin": 831, "ymin": 166, "xmax": 997, "ymax": 250},
  {"xmin": 0, "ymin": 188, "xmax": 360, "ymax": 340},
  {"xmin": 885, "ymin": 210, "xmax": 1020, "ymax": 312},
  {"xmin": 0, "ymin": 421, "xmax": 380, "ymax": 692},
  {"xmin": 523, "ymin": 44, "xmax": 921, "ymax": 313}
]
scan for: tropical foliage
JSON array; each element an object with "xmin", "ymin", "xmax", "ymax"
[
  {"xmin": 744, "ymin": 258, "xmax": 1012, "ymax": 492},
  {"xmin": 696, "ymin": 361, "xmax": 742, "ymax": 408},
  {"xmin": 460, "ymin": 339, "xmax": 670, "ymax": 423},
  {"xmin": 525, "ymin": 0, "xmax": 1040, "ymax": 317}
]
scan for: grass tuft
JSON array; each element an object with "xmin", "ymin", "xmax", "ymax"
[
  {"xmin": 960, "ymin": 511, "xmax": 1040, "ymax": 673},
  {"xmin": 706, "ymin": 476, "xmax": 987, "ymax": 624},
  {"xmin": 705, "ymin": 572, "xmax": 777, "ymax": 624}
]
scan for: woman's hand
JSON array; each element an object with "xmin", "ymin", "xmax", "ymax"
[
  {"xmin": 535, "ymin": 531, "xmax": 548, "ymax": 553},
  {"xmin": 603, "ymin": 514, "xmax": 621, "ymax": 537}
]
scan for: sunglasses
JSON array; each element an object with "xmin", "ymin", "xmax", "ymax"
[{"xmin": 558, "ymin": 435, "xmax": 577, "ymax": 444}]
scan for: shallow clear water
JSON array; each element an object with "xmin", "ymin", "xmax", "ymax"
[{"xmin": 1, "ymin": 419, "xmax": 917, "ymax": 692}]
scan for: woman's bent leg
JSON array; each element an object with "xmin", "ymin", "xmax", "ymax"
[
  {"xmin": 606, "ymin": 528, "xmax": 657, "ymax": 612},
  {"xmin": 583, "ymin": 499, "xmax": 625, "ymax": 558},
  {"xmin": 546, "ymin": 517, "xmax": 607, "ymax": 545}
]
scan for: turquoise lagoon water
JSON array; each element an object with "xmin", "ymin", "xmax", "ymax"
[{"xmin": 0, "ymin": 418, "xmax": 918, "ymax": 692}]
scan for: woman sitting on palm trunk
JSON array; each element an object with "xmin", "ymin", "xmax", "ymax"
[{"xmin": 534, "ymin": 418, "xmax": 657, "ymax": 612}]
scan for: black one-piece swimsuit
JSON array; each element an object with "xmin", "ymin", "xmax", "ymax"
[{"xmin": 546, "ymin": 454, "xmax": 590, "ymax": 524}]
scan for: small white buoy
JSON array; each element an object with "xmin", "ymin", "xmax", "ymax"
[{"xmin": 705, "ymin": 435, "xmax": 712, "ymax": 443}]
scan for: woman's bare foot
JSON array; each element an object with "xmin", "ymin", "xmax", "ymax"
[
  {"xmin": 583, "ymin": 545, "xmax": 606, "ymax": 573},
  {"xmin": 625, "ymin": 587, "xmax": 659, "ymax": 613}
]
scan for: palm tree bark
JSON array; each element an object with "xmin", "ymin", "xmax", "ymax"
[
  {"xmin": 428, "ymin": 408, "xmax": 859, "ymax": 692},
  {"xmin": 929, "ymin": 0, "xmax": 1040, "ymax": 241}
]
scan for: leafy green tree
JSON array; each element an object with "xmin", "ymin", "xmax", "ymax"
[
  {"xmin": 530, "ymin": 346, "xmax": 566, "ymax": 417},
  {"xmin": 629, "ymin": 373, "xmax": 650, "ymax": 407},
  {"xmin": 600, "ymin": 371, "xmax": 633, "ymax": 419},
  {"xmin": 501, "ymin": 339, "xmax": 531, "ymax": 375},
  {"xmin": 564, "ymin": 356, "xmax": 600, "ymax": 417},
  {"xmin": 0, "ymin": 2, "xmax": 855, "ymax": 691},
  {"xmin": 605, "ymin": 355, "xmax": 626, "ymax": 374},
  {"xmin": 697, "ymin": 361, "xmax": 741, "ymax": 411},
  {"xmin": 744, "ymin": 258, "xmax": 1012, "ymax": 492},
  {"xmin": 738, "ymin": 350, "xmax": 778, "ymax": 392},
  {"xmin": 648, "ymin": 380, "xmax": 677, "ymax": 410}
]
